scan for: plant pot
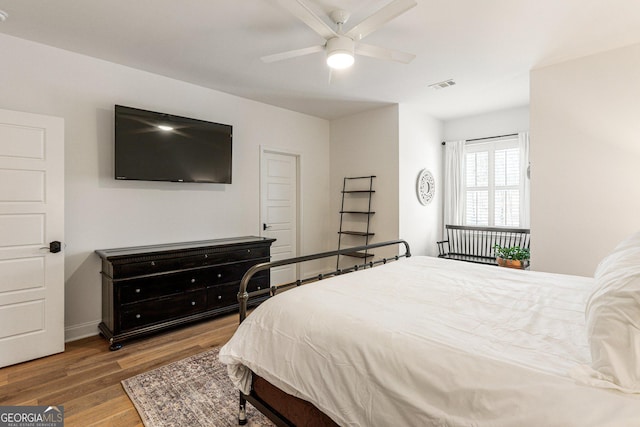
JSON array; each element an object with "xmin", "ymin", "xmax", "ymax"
[{"xmin": 496, "ymin": 257, "xmax": 529, "ymax": 269}]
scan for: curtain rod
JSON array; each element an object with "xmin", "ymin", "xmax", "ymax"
[{"xmin": 441, "ymin": 133, "xmax": 518, "ymax": 145}]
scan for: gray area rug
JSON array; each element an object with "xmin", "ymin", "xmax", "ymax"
[{"xmin": 121, "ymin": 347, "xmax": 274, "ymax": 427}]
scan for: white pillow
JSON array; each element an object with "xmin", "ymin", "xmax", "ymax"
[{"xmin": 585, "ymin": 237, "xmax": 640, "ymax": 393}]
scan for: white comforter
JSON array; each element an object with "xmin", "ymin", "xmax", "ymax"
[{"xmin": 219, "ymin": 256, "xmax": 640, "ymax": 426}]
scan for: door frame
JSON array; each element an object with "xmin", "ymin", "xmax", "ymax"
[{"xmin": 259, "ymin": 146, "xmax": 302, "ymax": 279}]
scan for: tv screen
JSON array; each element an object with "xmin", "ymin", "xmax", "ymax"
[{"xmin": 114, "ymin": 105, "xmax": 232, "ymax": 183}]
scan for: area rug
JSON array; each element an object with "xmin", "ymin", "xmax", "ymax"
[{"xmin": 121, "ymin": 347, "xmax": 274, "ymax": 427}]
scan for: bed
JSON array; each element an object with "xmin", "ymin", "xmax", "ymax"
[{"xmin": 219, "ymin": 236, "xmax": 640, "ymax": 426}]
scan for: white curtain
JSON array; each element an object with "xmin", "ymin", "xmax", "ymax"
[
  {"xmin": 443, "ymin": 140, "xmax": 465, "ymax": 227},
  {"xmin": 519, "ymin": 132, "xmax": 531, "ymax": 228}
]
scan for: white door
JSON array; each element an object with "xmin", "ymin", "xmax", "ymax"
[
  {"xmin": 0, "ymin": 109, "xmax": 64, "ymax": 368},
  {"xmin": 261, "ymin": 150, "xmax": 298, "ymax": 286}
]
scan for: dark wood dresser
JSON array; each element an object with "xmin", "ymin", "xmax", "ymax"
[{"xmin": 96, "ymin": 236, "xmax": 275, "ymax": 350}]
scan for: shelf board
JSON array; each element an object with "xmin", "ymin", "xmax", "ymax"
[
  {"xmin": 338, "ymin": 231, "xmax": 375, "ymax": 236},
  {"xmin": 340, "ymin": 211, "xmax": 375, "ymax": 214},
  {"xmin": 342, "ymin": 190, "xmax": 375, "ymax": 194},
  {"xmin": 345, "ymin": 176, "xmax": 376, "ymax": 180},
  {"xmin": 343, "ymin": 251, "xmax": 374, "ymax": 258}
]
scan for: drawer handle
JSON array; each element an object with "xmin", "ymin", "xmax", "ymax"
[
  {"xmin": 191, "ymin": 301, "xmax": 196, "ymax": 306},
  {"xmin": 217, "ymin": 295, "xmax": 222, "ymax": 300},
  {"xmin": 135, "ymin": 314, "xmax": 141, "ymax": 319},
  {"xmin": 204, "ymin": 254, "xmax": 208, "ymax": 258},
  {"xmin": 135, "ymin": 288, "xmax": 141, "ymax": 293},
  {"xmin": 191, "ymin": 278, "xmax": 196, "ymax": 283},
  {"xmin": 150, "ymin": 261, "xmax": 156, "ymax": 266},
  {"xmin": 257, "ymin": 286, "xmax": 261, "ymax": 290},
  {"xmin": 247, "ymin": 249, "xmax": 251, "ymax": 253},
  {"xmin": 217, "ymin": 273, "xmax": 222, "ymax": 278}
]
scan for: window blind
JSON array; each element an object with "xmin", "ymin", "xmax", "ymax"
[{"xmin": 464, "ymin": 138, "xmax": 522, "ymax": 227}]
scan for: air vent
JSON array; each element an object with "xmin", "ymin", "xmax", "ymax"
[{"xmin": 428, "ymin": 79, "xmax": 456, "ymax": 90}]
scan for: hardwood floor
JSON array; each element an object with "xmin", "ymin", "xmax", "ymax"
[{"xmin": 0, "ymin": 313, "xmax": 240, "ymax": 426}]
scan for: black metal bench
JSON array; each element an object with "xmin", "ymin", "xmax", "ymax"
[{"xmin": 437, "ymin": 225, "xmax": 531, "ymax": 265}]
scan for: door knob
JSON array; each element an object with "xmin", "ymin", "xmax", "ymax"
[
  {"xmin": 263, "ymin": 223, "xmax": 272, "ymax": 230},
  {"xmin": 42, "ymin": 241, "xmax": 62, "ymax": 253}
]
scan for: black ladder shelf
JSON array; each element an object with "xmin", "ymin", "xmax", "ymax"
[{"xmin": 337, "ymin": 175, "xmax": 376, "ymax": 269}]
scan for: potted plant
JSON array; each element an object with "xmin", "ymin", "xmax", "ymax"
[{"xmin": 493, "ymin": 244, "xmax": 530, "ymax": 269}]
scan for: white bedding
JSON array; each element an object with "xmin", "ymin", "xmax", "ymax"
[{"xmin": 219, "ymin": 256, "xmax": 640, "ymax": 426}]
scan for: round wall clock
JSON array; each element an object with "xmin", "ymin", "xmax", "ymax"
[{"xmin": 416, "ymin": 169, "xmax": 435, "ymax": 205}]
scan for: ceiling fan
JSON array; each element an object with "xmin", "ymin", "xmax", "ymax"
[{"xmin": 262, "ymin": 0, "xmax": 417, "ymax": 70}]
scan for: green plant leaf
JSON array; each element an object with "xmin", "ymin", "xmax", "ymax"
[{"xmin": 493, "ymin": 244, "xmax": 530, "ymax": 260}]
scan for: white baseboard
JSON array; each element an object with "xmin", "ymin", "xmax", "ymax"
[{"xmin": 65, "ymin": 320, "xmax": 100, "ymax": 343}]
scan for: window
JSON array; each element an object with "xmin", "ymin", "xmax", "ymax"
[{"xmin": 464, "ymin": 138, "xmax": 522, "ymax": 227}]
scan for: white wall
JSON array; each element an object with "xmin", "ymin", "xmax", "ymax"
[
  {"xmin": 0, "ymin": 34, "xmax": 331, "ymax": 341},
  {"xmin": 330, "ymin": 105, "xmax": 445, "ymax": 260},
  {"xmin": 398, "ymin": 105, "xmax": 443, "ymax": 256},
  {"xmin": 440, "ymin": 106, "xmax": 530, "ymax": 242},
  {"xmin": 443, "ymin": 105, "xmax": 529, "ymax": 142},
  {"xmin": 330, "ymin": 106, "xmax": 400, "ymax": 263},
  {"xmin": 530, "ymin": 43, "xmax": 640, "ymax": 276}
]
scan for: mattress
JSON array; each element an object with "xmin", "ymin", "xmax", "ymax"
[{"xmin": 219, "ymin": 256, "xmax": 640, "ymax": 426}]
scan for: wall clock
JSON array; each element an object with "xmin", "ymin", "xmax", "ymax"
[{"xmin": 417, "ymin": 169, "xmax": 435, "ymax": 205}]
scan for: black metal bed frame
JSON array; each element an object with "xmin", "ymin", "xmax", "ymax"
[{"xmin": 234, "ymin": 239, "xmax": 412, "ymax": 425}]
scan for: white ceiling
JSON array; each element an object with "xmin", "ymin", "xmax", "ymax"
[{"xmin": 1, "ymin": 0, "xmax": 640, "ymax": 120}]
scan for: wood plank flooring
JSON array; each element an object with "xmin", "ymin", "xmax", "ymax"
[{"xmin": 0, "ymin": 313, "xmax": 240, "ymax": 426}]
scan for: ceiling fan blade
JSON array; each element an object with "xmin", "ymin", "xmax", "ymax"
[
  {"xmin": 261, "ymin": 45, "xmax": 325, "ymax": 63},
  {"xmin": 270, "ymin": 0, "xmax": 337, "ymax": 40},
  {"xmin": 355, "ymin": 43, "xmax": 415, "ymax": 64},
  {"xmin": 346, "ymin": 0, "xmax": 417, "ymax": 41}
]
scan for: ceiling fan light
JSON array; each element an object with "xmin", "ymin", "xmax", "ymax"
[
  {"xmin": 326, "ymin": 36, "xmax": 355, "ymax": 69},
  {"xmin": 327, "ymin": 52, "xmax": 354, "ymax": 69}
]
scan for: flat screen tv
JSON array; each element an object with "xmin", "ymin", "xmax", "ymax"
[{"xmin": 114, "ymin": 105, "xmax": 232, "ymax": 183}]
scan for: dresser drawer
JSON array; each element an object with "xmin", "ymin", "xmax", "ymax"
[
  {"xmin": 246, "ymin": 276, "xmax": 270, "ymax": 293},
  {"xmin": 119, "ymin": 290, "xmax": 206, "ymax": 331},
  {"xmin": 207, "ymin": 276, "xmax": 270, "ymax": 310},
  {"xmin": 207, "ymin": 283, "xmax": 238, "ymax": 309},
  {"xmin": 203, "ymin": 258, "xmax": 269, "ymax": 286},
  {"xmin": 110, "ymin": 247, "xmax": 270, "ymax": 278},
  {"xmin": 119, "ymin": 270, "xmax": 211, "ymax": 304}
]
